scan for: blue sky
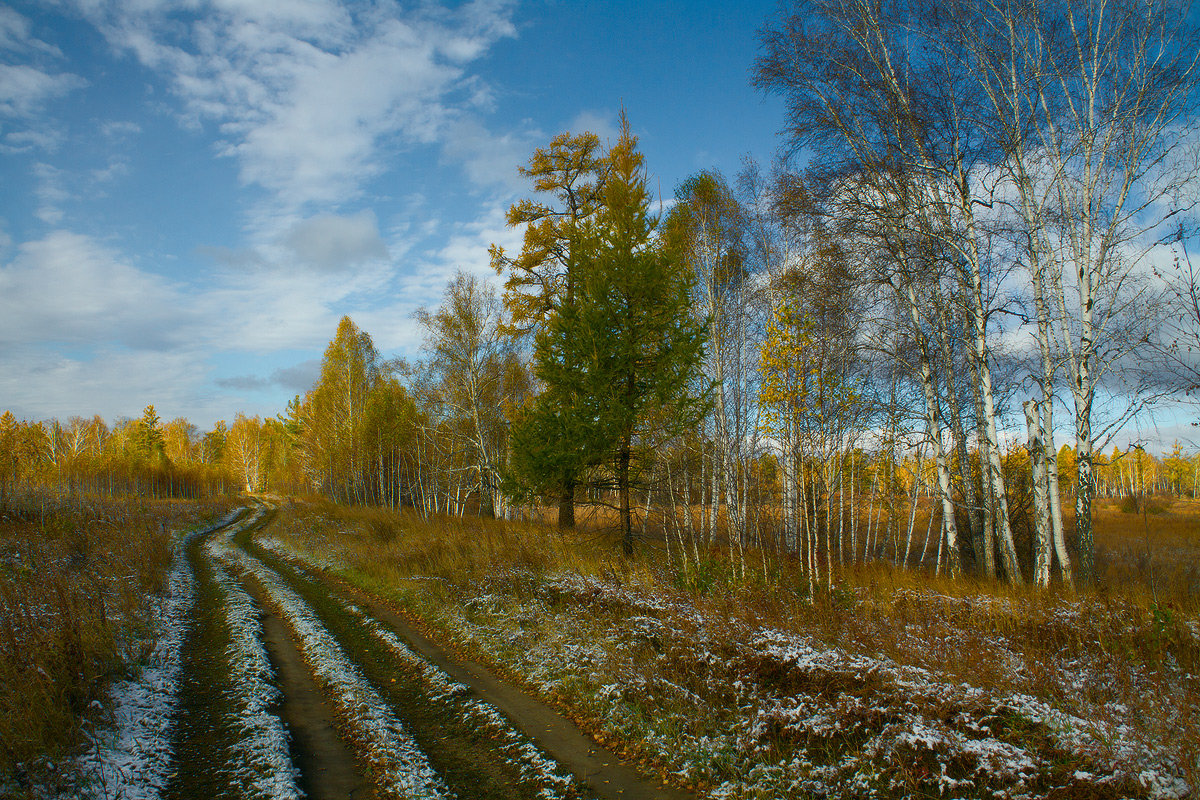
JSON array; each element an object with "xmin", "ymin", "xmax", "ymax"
[{"xmin": 0, "ymin": 0, "xmax": 784, "ymax": 427}]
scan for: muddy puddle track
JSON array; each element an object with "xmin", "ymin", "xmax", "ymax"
[
  {"xmin": 257, "ymin": 606, "xmax": 371, "ymax": 800},
  {"xmin": 231, "ymin": 532, "xmax": 578, "ymax": 800}
]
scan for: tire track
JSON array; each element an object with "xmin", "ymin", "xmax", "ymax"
[
  {"xmin": 228, "ymin": 514, "xmax": 591, "ymax": 800},
  {"xmin": 257, "ymin": 608, "xmax": 371, "ymax": 800},
  {"xmin": 218, "ymin": 520, "xmax": 452, "ymax": 799},
  {"xmin": 202, "ymin": 518, "xmax": 304, "ymax": 800},
  {"xmin": 64, "ymin": 513, "xmax": 232, "ymax": 799},
  {"xmin": 243, "ymin": 509, "xmax": 694, "ymax": 800},
  {"xmin": 317, "ymin": 581, "xmax": 695, "ymax": 800},
  {"xmin": 206, "ymin": 507, "xmax": 371, "ymax": 800},
  {"xmin": 166, "ymin": 509, "xmax": 303, "ymax": 800}
]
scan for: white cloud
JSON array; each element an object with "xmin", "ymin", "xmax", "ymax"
[
  {"xmin": 281, "ymin": 210, "xmax": 388, "ymax": 272},
  {"xmin": 199, "ymin": 251, "xmax": 397, "ymax": 353},
  {"xmin": 0, "ymin": 8, "xmax": 84, "ymax": 124},
  {"xmin": 0, "ymin": 227, "xmax": 411, "ymax": 420},
  {"xmin": 1, "ymin": 126, "xmax": 67, "ymax": 153},
  {"xmin": 75, "ymin": 0, "xmax": 517, "ymax": 219},
  {"xmin": 92, "ymin": 154, "xmax": 131, "ymax": 183},
  {"xmin": 0, "ymin": 7, "xmax": 64, "ymax": 58},
  {"xmin": 568, "ymin": 108, "xmax": 619, "ymax": 144},
  {"xmin": 31, "ymin": 162, "xmax": 68, "ymax": 224},
  {"xmin": 0, "ymin": 6, "xmax": 34, "ymax": 52},
  {"xmin": 0, "ymin": 231, "xmax": 193, "ymax": 349},
  {"xmin": 0, "ymin": 344, "xmax": 221, "ymax": 424},
  {"xmin": 215, "ymin": 358, "xmax": 321, "ymax": 393},
  {"xmin": 100, "ymin": 119, "xmax": 141, "ymax": 138},
  {"xmin": 441, "ymin": 116, "xmax": 540, "ymax": 193},
  {"xmin": 0, "ymin": 64, "xmax": 85, "ymax": 117},
  {"xmin": 400, "ymin": 200, "xmax": 517, "ymax": 300}
]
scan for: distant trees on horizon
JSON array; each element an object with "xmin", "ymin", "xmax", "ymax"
[{"xmin": 9, "ymin": 0, "xmax": 1200, "ymax": 593}]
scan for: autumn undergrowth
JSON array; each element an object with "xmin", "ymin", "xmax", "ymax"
[
  {"xmin": 0, "ymin": 490, "xmax": 234, "ymax": 783},
  {"xmin": 265, "ymin": 498, "xmax": 1200, "ymax": 798}
]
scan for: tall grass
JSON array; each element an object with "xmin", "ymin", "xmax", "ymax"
[
  {"xmin": 268, "ymin": 497, "xmax": 1200, "ymax": 669},
  {"xmin": 0, "ymin": 492, "xmax": 233, "ymax": 779},
  {"xmin": 1093, "ymin": 497, "xmax": 1200, "ymax": 608},
  {"xmin": 267, "ymin": 497, "xmax": 1200, "ymax": 794}
]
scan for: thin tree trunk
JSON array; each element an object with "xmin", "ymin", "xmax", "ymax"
[
  {"xmin": 1025, "ymin": 400, "xmax": 1053, "ymax": 586},
  {"xmin": 619, "ymin": 436, "xmax": 633, "ymax": 556},
  {"xmin": 936, "ymin": 304, "xmax": 983, "ymax": 570},
  {"xmin": 905, "ymin": 284, "xmax": 961, "ymax": 576}
]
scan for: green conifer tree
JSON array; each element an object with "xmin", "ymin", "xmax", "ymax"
[
  {"xmin": 138, "ymin": 404, "xmax": 168, "ymax": 463},
  {"xmin": 513, "ymin": 113, "xmax": 707, "ymax": 553}
]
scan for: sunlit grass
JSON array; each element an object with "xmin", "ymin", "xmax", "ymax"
[
  {"xmin": 0, "ymin": 492, "xmax": 234, "ymax": 776},
  {"xmin": 267, "ymin": 495, "xmax": 1200, "ymax": 797}
]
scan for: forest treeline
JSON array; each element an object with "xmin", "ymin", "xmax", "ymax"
[{"xmin": 6, "ymin": 0, "xmax": 1200, "ymax": 592}]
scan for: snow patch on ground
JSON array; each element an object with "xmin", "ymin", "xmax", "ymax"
[
  {"xmin": 339, "ymin": 599, "xmax": 580, "ymax": 800},
  {"xmin": 60, "ymin": 511, "xmax": 240, "ymax": 799},
  {"xmin": 419, "ymin": 568, "xmax": 1193, "ymax": 799},
  {"xmin": 206, "ymin": 524, "xmax": 303, "ymax": 800},
  {"xmin": 232, "ymin": 547, "xmax": 451, "ymax": 800}
]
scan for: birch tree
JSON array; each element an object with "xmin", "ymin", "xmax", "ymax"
[
  {"xmin": 664, "ymin": 171, "xmax": 764, "ymax": 553},
  {"xmin": 415, "ymin": 272, "xmax": 512, "ymax": 518},
  {"xmin": 950, "ymin": 0, "xmax": 1200, "ymax": 583}
]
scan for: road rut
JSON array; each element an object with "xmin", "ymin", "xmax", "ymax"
[{"xmin": 86, "ymin": 505, "xmax": 696, "ymax": 800}]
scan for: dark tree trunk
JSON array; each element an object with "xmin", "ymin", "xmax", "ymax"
[
  {"xmin": 619, "ymin": 438, "xmax": 633, "ymax": 556},
  {"xmin": 558, "ymin": 476, "xmax": 575, "ymax": 529}
]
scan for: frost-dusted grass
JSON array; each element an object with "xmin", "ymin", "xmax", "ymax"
[
  {"xmin": 0, "ymin": 493, "xmax": 234, "ymax": 784},
  {"xmin": 265, "ymin": 499, "xmax": 1200, "ymax": 799}
]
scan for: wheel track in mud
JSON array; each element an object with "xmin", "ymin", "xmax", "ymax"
[
  {"xmin": 165, "ymin": 509, "xmax": 260, "ymax": 800},
  {"xmin": 209, "ymin": 507, "xmax": 370, "ymax": 800},
  {"xmin": 162, "ymin": 507, "xmax": 309, "ymax": 800},
  {"xmin": 227, "ymin": 506, "xmax": 583, "ymax": 800},
  {"xmin": 161, "ymin": 503, "xmax": 693, "ymax": 800},
  {"xmin": 232, "ymin": 504, "xmax": 695, "ymax": 800}
]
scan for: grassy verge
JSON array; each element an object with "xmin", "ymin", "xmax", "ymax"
[
  {"xmin": 0, "ymin": 493, "xmax": 235, "ymax": 786},
  {"xmin": 262, "ymin": 499, "xmax": 1199, "ymax": 799}
]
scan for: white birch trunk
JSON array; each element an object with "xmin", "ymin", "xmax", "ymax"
[{"xmin": 1025, "ymin": 400, "xmax": 1053, "ymax": 586}]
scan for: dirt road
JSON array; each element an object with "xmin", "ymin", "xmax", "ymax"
[{"xmin": 73, "ymin": 505, "xmax": 691, "ymax": 800}]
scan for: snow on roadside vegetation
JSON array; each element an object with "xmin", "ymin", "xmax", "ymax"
[
  {"xmin": 337, "ymin": 599, "xmax": 581, "ymax": 800},
  {"xmin": 62, "ymin": 510, "xmax": 241, "ymax": 800},
  {"xmin": 205, "ymin": 520, "xmax": 303, "ymax": 800},
  {"xmin": 229, "ymin": 546, "xmax": 451, "ymax": 800},
  {"xmin": 411, "ymin": 570, "xmax": 1193, "ymax": 799},
  {"xmin": 258, "ymin": 514, "xmax": 1196, "ymax": 799}
]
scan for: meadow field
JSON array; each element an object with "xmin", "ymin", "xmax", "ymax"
[
  {"xmin": 254, "ymin": 496, "xmax": 1200, "ymax": 798},
  {"xmin": 3, "ymin": 491, "xmax": 1197, "ymax": 799}
]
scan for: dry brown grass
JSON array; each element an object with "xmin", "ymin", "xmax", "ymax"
[
  {"xmin": 265, "ymin": 498, "xmax": 1200, "ymax": 797},
  {"xmin": 1092, "ymin": 497, "xmax": 1200, "ymax": 609},
  {"xmin": 266, "ymin": 496, "xmax": 1200, "ymax": 693},
  {"xmin": 0, "ymin": 491, "xmax": 234, "ymax": 778}
]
